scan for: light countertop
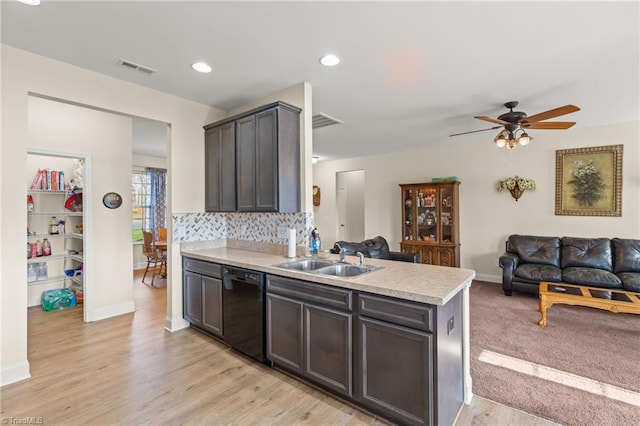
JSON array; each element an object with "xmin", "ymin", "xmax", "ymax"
[{"xmin": 180, "ymin": 246, "xmax": 475, "ymax": 306}]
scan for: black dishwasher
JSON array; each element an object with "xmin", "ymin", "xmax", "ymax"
[{"xmin": 221, "ymin": 266, "xmax": 267, "ymax": 364}]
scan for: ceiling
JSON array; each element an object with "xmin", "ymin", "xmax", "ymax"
[{"xmin": 2, "ymin": 1, "xmax": 638, "ymax": 160}]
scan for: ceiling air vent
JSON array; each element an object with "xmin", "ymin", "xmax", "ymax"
[
  {"xmin": 312, "ymin": 113, "xmax": 343, "ymax": 129},
  {"xmin": 117, "ymin": 59, "xmax": 157, "ymax": 75}
]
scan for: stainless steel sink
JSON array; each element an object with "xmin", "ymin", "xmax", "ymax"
[
  {"xmin": 275, "ymin": 259, "xmax": 335, "ymax": 271},
  {"xmin": 274, "ymin": 259, "xmax": 381, "ymax": 277},
  {"xmin": 315, "ymin": 264, "xmax": 378, "ymax": 277}
]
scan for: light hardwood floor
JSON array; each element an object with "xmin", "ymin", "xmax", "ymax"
[{"xmin": 1, "ymin": 272, "xmax": 556, "ymax": 425}]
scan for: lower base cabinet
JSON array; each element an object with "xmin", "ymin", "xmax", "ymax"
[
  {"xmin": 304, "ymin": 304, "xmax": 352, "ymax": 396},
  {"xmin": 183, "ymin": 258, "xmax": 223, "ymax": 337},
  {"xmin": 266, "ymin": 293, "xmax": 303, "ymax": 373},
  {"xmin": 357, "ymin": 317, "xmax": 433, "ymax": 425},
  {"xmin": 266, "ymin": 274, "xmax": 463, "ymax": 426},
  {"xmin": 266, "ymin": 276, "xmax": 353, "ymax": 398}
]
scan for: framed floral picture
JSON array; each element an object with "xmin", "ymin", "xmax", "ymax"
[{"xmin": 555, "ymin": 144, "xmax": 623, "ymax": 216}]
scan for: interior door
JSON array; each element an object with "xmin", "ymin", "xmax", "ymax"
[{"xmin": 337, "ymin": 187, "xmax": 347, "ymax": 241}]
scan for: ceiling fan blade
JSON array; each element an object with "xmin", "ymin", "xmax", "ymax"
[
  {"xmin": 450, "ymin": 126, "xmax": 502, "ymax": 137},
  {"xmin": 474, "ymin": 115, "xmax": 510, "ymax": 125},
  {"xmin": 521, "ymin": 121, "xmax": 576, "ymax": 130},
  {"xmin": 521, "ymin": 105, "xmax": 580, "ymax": 123}
]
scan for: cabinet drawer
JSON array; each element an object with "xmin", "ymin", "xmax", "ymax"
[
  {"xmin": 183, "ymin": 257, "xmax": 221, "ymax": 278},
  {"xmin": 358, "ymin": 293, "xmax": 433, "ymax": 332},
  {"xmin": 267, "ymin": 275, "xmax": 353, "ymax": 311}
]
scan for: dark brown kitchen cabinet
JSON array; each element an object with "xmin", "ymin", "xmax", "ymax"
[
  {"xmin": 204, "ymin": 101, "xmax": 301, "ymax": 213},
  {"xmin": 182, "ymin": 258, "xmax": 223, "ymax": 338},
  {"xmin": 205, "ymin": 123, "xmax": 236, "ymax": 212},
  {"xmin": 266, "ymin": 293, "xmax": 303, "ymax": 373},
  {"xmin": 236, "ymin": 115, "xmax": 256, "ymax": 211},
  {"xmin": 304, "ymin": 304, "xmax": 352, "ymax": 396},
  {"xmin": 356, "ymin": 291, "xmax": 464, "ymax": 426},
  {"xmin": 266, "ymin": 275, "xmax": 353, "ymax": 398},
  {"xmin": 357, "ymin": 317, "xmax": 433, "ymax": 425}
]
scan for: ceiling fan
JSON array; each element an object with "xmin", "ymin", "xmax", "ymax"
[{"xmin": 450, "ymin": 101, "xmax": 580, "ymax": 149}]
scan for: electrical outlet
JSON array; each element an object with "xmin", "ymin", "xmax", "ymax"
[
  {"xmin": 447, "ymin": 317, "xmax": 455, "ymax": 335},
  {"xmin": 277, "ymin": 225, "xmax": 288, "ymax": 239}
]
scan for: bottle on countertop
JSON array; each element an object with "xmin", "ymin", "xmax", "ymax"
[{"xmin": 310, "ymin": 228, "xmax": 321, "ymax": 257}]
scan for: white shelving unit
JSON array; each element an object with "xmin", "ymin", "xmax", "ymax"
[{"xmin": 27, "ymin": 189, "xmax": 84, "ymax": 306}]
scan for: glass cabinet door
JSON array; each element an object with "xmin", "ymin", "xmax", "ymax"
[
  {"xmin": 439, "ymin": 186, "xmax": 454, "ymax": 243},
  {"xmin": 403, "ymin": 188, "xmax": 414, "ymax": 240},
  {"xmin": 416, "ymin": 185, "xmax": 438, "ymax": 243}
]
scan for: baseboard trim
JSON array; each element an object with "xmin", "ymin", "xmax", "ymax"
[
  {"xmin": 474, "ymin": 273, "xmax": 501, "ymax": 284},
  {"xmin": 165, "ymin": 316, "xmax": 189, "ymax": 332},
  {"xmin": 1, "ymin": 361, "xmax": 31, "ymax": 387},
  {"xmin": 86, "ymin": 300, "xmax": 135, "ymax": 322}
]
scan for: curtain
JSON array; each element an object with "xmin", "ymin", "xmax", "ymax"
[{"xmin": 145, "ymin": 167, "xmax": 167, "ymax": 239}]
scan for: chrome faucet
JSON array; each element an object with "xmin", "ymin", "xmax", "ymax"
[
  {"xmin": 356, "ymin": 251, "xmax": 365, "ymax": 266},
  {"xmin": 336, "ymin": 243, "xmax": 347, "ymax": 263}
]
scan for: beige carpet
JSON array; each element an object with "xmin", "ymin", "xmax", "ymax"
[{"xmin": 469, "ymin": 281, "xmax": 640, "ymax": 426}]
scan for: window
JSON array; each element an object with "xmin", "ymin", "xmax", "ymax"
[{"xmin": 132, "ymin": 168, "xmax": 167, "ymax": 242}]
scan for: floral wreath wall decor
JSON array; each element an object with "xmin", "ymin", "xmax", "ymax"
[
  {"xmin": 496, "ymin": 176, "xmax": 536, "ymax": 201},
  {"xmin": 555, "ymin": 144, "xmax": 623, "ymax": 216}
]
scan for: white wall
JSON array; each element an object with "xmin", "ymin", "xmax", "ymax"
[
  {"xmin": 1, "ymin": 45, "xmax": 224, "ymax": 386},
  {"xmin": 29, "ymin": 96, "xmax": 135, "ymax": 319},
  {"xmin": 313, "ymin": 121, "xmax": 640, "ymax": 282}
]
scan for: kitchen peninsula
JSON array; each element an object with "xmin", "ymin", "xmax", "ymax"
[{"xmin": 181, "ymin": 243, "xmax": 475, "ymax": 426}]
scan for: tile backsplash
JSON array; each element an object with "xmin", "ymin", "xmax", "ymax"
[{"xmin": 173, "ymin": 212, "xmax": 314, "ymax": 246}]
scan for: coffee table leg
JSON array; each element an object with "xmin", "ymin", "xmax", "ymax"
[{"xmin": 539, "ymin": 295, "xmax": 549, "ymax": 328}]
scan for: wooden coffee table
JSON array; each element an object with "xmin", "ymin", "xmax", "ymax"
[{"xmin": 538, "ymin": 281, "xmax": 640, "ymax": 328}]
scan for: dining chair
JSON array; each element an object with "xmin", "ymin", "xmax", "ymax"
[
  {"xmin": 157, "ymin": 227, "xmax": 167, "ymax": 241},
  {"xmin": 142, "ymin": 230, "xmax": 166, "ymax": 287}
]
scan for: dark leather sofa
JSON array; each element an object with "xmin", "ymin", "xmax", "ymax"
[
  {"xmin": 499, "ymin": 234, "xmax": 640, "ymax": 296},
  {"xmin": 330, "ymin": 235, "xmax": 419, "ymax": 263}
]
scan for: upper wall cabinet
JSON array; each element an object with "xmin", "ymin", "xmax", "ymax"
[{"xmin": 204, "ymin": 101, "xmax": 301, "ymax": 213}]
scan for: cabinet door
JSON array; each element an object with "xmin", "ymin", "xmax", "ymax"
[
  {"xmin": 202, "ymin": 276, "xmax": 223, "ymax": 337},
  {"xmin": 266, "ymin": 293, "xmax": 304, "ymax": 373},
  {"xmin": 255, "ymin": 108, "xmax": 278, "ymax": 211},
  {"xmin": 436, "ymin": 247, "xmax": 456, "ymax": 268},
  {"xmin": 183, "ymin": 271, "xmax": 203, "ymax": 326},
  {"xmin": 236, "ymin": 115, "xmax": 256, "ymax": 211},
  {"xmin": 357, "ymin": 317, "xmax": 433, "ymax": 426},
  {"xmin": 205, "ymin": 123, "xmax": 236, "ymax": 212},
  {"xmin": 419, "ymin": 246, "xmax": 436, "ymax": 266},
  {"xmin": 304, "ymin": 304, "xmax": 352, "ymax": 397}
]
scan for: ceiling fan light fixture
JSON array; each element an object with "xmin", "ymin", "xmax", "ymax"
[
  {"xmin": 494, "ymin": 130, "xmax": 508, "ymax": 148},
  {"xmin": 518, "ymin": 132, "xmax": 532, "ymax": 146}
]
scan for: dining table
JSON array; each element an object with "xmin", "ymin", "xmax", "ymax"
[{"xmin": 155, "ymin": 240, "xmax": 167, "ymax": 277}]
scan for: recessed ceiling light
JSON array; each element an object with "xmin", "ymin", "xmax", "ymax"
[
  {"xmin": 319, "ymin": 54, "xmax": 340, "ymax": 67},
  {"xmin": 17, "ymin": 0, "xmax": 40, "ymax": 5},
  {"xmin": 192, "ymin": 62, "xmax": 212, "ymax": 73}
]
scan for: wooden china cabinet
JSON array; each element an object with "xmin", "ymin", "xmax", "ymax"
[{"xmin": 399, "ymin": 181, "xmax": 460, "ymax": 267}]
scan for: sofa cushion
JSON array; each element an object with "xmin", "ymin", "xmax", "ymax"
[
  {"xmin": 361, "ymin": 236, "xmax": 391, "ymax": 259},
  {"xmin": 507, "ymin": 235, "xmax": 560, "ymax": 267},
  {"xmin": 612, "ymin": 238, "xmax": 640, "ymax": 273},
  {"xmin": 618, "ymin": 272, "xmax": 640, "ymax": 292},
  {"xmin": 514, "ymin": 264, "xmax": 562, "ymax": 282},
  {"xmin": 562, "ymin": 267, "xmax": 621, "ymax": 288},
  {"xmin": 561, "ymin": 237, "xmax": 612, "ymax": 271}
]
